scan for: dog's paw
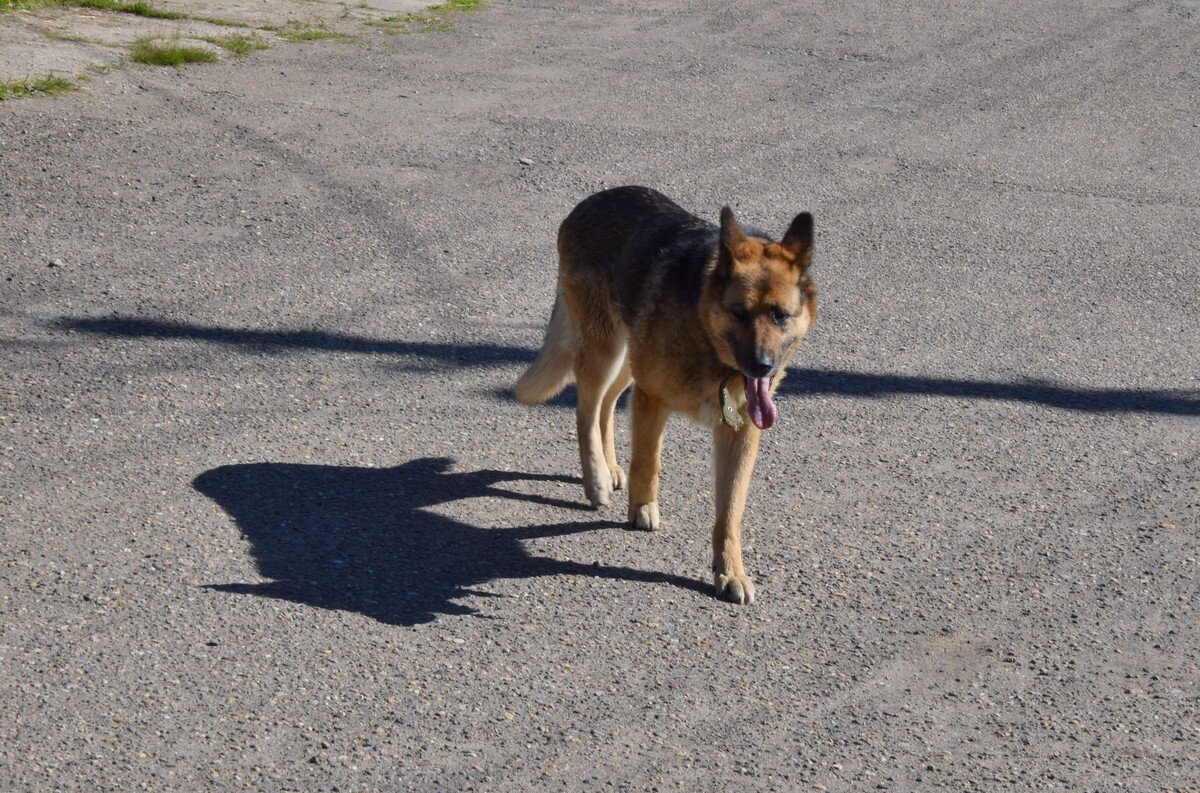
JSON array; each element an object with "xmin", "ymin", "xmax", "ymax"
[
  {"xmin": 583, "ymin": 471, "xmax": 613, "ymax": 508},
  {"xmin": 714, "ymin": 571, "xmax": 756, "ymax": 605},
  {"xmin": 628, "ymin": 502, "xmax": 660, "ymax": 531},
  {"xmin": 585, "ymin": 484, "xmax": 612, "ymax": 508},
  {"xmin": 610, "ymin": 465, "xmax": 626, "ymax": 491}
]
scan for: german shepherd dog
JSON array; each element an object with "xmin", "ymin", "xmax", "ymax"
[{"xmin": 515, "ymin": 186, "xmax": 816, "ymax": 604}]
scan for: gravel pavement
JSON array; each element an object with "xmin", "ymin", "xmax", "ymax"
[{"xmin": 2, "ymin": 1, "xmax": 1198, "ymax": 789}]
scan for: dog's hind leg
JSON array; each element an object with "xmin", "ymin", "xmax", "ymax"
[
  {"xmin": 573, "ymin": 327, "xmax": 627, "ymax": 508},
  {"xmin": 599, "ymin": 356, "xmax": 631, "ymax": 491}
]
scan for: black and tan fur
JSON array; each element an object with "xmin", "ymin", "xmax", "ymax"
[{"xmin": 515, "ymin": 186, "xmax": 816, "ymax": 604}]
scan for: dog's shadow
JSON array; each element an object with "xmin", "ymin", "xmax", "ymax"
[{"xmin": 195, "ymin": 457, "xmax": 706, "ymax": 626}]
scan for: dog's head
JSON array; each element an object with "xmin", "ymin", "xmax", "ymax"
[{"xmin": 703, "ymin": 206, "xmax": 816, "ymax": 428}]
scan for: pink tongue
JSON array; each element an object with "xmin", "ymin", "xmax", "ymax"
[{"xmin": 744, "ymin": 376, "xmax": 777, "ymax": 430}]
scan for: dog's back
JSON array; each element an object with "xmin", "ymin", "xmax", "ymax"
[
  {"xmin": 557, "ymin": 186, "xmax": 717, "ymax": 327},
  {"xmin": 516, "ymin": 186, "xmax": 712, "ymax": 405}
]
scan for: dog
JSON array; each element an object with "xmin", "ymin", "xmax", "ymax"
[{"xmin": 515, "ymin": 186, "xmax": 816, "ymax": 604}]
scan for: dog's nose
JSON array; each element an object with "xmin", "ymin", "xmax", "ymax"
[{"xmin": 746, "ymin": 357, "xmax": 774, "ymax": 378}]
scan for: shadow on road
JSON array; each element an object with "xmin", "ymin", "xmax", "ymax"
[
  {"xmin": 61, "ymin": 315, "xmax": 1200, "ymax": 415},
  {"xmin": 194, "ymin": 458, "xmax": 708, "ymax": 626},
  {"xmin": 59, "ymin": 316, "xmax": 534, "ymax": 369},
  {"xmin": 776, "ymin": 368, "xmax": 1200, "ymax": 416}
]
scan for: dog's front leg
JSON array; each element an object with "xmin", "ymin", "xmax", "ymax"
[
  {"xmin": 627, "ymin": 386, "xmax": 669, "ymax": 530},
  {"xmin": 711, "ymin": 422, "xmax": 762, "ymax": 604}
]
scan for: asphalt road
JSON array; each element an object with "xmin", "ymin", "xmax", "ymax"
[{"xmin": 3, "ymin": 1, "xmax": 1199, "ymax": 789}]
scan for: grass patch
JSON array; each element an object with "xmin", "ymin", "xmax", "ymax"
[
  {"xmin": 67, "ymin": 0, "xmax": 182, "ymax": 18},
  {"xmin": 371, "ymin": 0, "xmax": 482, "ymax": 34},
  {"xmin": 130, "ymin": 35, "xmax": 217, "ymax": 66},
  {"xmin": 0, "ymin": 0, "xmax": 50, "ymax": 11},
  {"xmin": 191, "ymin": 14, "xmax": 249, "ymax": 28},
  {"xmin": 4, "ymin": 0, "xmax": 248, "ymax": 23},
  {"xmin": 2, "ymin": 0, "xmax": 181, "ymax": 16},
  {"xmin": 41, "ymin": 28, "xmax": 109, "ymax": 44},
  {"xmin": 0, "ymin": 74, "xmax": 76, "ymax": 100},
  {"xmin": 202, "ymin": 33, "xmax": 269, "ymax": 55},
  {"xmin": 280, "ymin": 26, "xmax": 352, "ymax": 43}
]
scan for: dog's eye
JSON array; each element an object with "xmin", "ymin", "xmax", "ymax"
[
  {"xmin": 770, "ymin": 308, "xmax": 790, "ymax": 325},
  {"xmin": 731, "ymin": 306, "xmax": 751, "ymax": 323}
]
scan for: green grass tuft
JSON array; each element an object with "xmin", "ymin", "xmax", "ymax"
[
  {"xmin": 0, "ymin": 0, "xmax": 50, "ymax": 11},
  {"xmin": 129, "ymin": 35, "xmax": 217, "ymax": 66},
  {"xmin": 42, "ymin": 28, "xmax": 108, "ymax": 44},
  {"xmin": 191, "ymin": 14, "xmax": 249, "ymax": 28},
  {"xmin": 371, "ymin": 0, "xmax": 482, "ymax": 34},
  {"xmin": 0, "ymin": 74, "xmax": 76, "ymax": 100},
  {"xmin": 280, "ymin": 26, "xmax": 352, "ymax": 42},
  {"xmin": 202, "ymin": 33, "xmax": 269, "ymax": 55},
  {"xmin": 3, "ymin": 0, "xmax": 195, "ymax": 18},
  {"xmin": 68, "ymin": 0, "xmax": 182, "ymax": 18}
]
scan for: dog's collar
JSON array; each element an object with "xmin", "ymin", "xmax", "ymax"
[{"xmin": 718, "ymin": 373, "xmax": 743, "ymax": 430}]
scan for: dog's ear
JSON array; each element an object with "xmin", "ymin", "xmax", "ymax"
[
  {"xmin": 781, "ymin": 211, "xmax": 814, "ymax": 270},
  {"xmin": 717, "ymin": 206, "xmax": 748, "ymax": 278},
  {"xmin": 720, "ymin": 206, "xmax": 748, "ymax": 254}
]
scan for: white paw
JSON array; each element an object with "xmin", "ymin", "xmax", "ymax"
[
  {"xmin": 714, "ymin": 571, "xmax": 756, "ymax": 605},
  {"xmin": 584, "ymin": 471, "xmax": 613, "ymax": 508},
  {"xmin": 628, "ymin": 502, "xmax": 660, "ymax": 531}
]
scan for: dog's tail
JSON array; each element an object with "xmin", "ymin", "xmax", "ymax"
[{"xmin": 515, "ymin": 283, "xmax": 575, "ymax": 405}]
